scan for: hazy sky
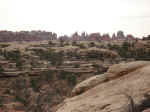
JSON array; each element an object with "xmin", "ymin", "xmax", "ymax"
[{"xmin": 0, "ymin": 0, "xmax": 150, "ymax": 37}]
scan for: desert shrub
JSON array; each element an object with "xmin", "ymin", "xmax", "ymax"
[
  {"xmin": 30, "ymin": 79, "xmax": 40, "ymax": 92},
  {"xmin": 16, "ymin": 60, "xmax": 23, "ymax": 70},
  {"xmin": 77, "ymin": 43, "xmax": 86, "ymax": 49},
  {"xmin": 0, "ymin": 65, "xmax": 4, "ymax": 73},
  {"xmin": 15, "ymin": 95, "xmax": 27, "ymax": 105},
  {"xmin": 92, "ymin": 64, "xmax": 102, "ymax": 74},
  {"xmin": 48, "ymin": 40, "xmax": 53, "ymax": 45},
  {"xmin": 111, "ymin": 42, "xmax": 150, "ymax": 60},
  {"xmin": 4, "ymin": 89, "xmax": 11, "ymax": 94},
  {"xmin": 58, "ymin": 71, "xmax": 68, "ymax": 80},
  {"xmin": 35, "ymin": 49, "xmax": 64, "ymax": 66},
  {"xmin": 110, "ymin": 42, "xmax": 150, "ymax": 59},
  {"xmin": 74, "ymin": 64, "xmax": 80, "ymax": 68},
  {"xmin": 0, "ymin": 49, "xmax": 2, "ymax": 55},
  {"xmin": 67, "ymin": 51, "xmax": 80, "ymax": 59},
  {"xmin": 30, "ymin": 70, "xmax": 54, "ymax": 92},
  {"xmin": 25, "ymin": 105, "xmax": 43, "ymax": 112},
  {"xmin": 64, "ymin": 42, "xmax": 70, "ymax": 46},
  {"xmin": 0, "ymin": 44, "xmax": 10, "ymax": 48},
  {"xmin": 72, "ymin": 41, "xmax": 77, "ymax": 46},
  {"xmin": 67, "ymin": 74, "xmax": 77, "ymax": 86},
  {"xmin": 3, "ymin": 49, "xmax": 21, "ymax": 61},
  {"xmin": 41, "ymin": 70, "xmax": 54, "ymax": 82},
  {"xmin": 12, "ymin": 77, "xmax": 27, "ymax": 90},
  {"xmin": 11, "ymin": 76, "xmax": 30, "ymax": 106},
  {"xmin": 56, "ymin": 88, "xmax": 61, "ymax": 94},
  {"xmin": 87, "ymin": 52, "xmax": 99, "ymax": 59},
  {"xmin": 58, "ymin": 71, "xmax": 77, "ymax": 86},
  {"xmin": 88, "ymin": 42, "xmax": 95, "ymax": 47},
  {"xmin": 0, "ymin": 96, "xmax": 3, "ymax": 107},
  {"xmin": 60, "ymin": 39, "xmax": 65, "ymax": 47}
]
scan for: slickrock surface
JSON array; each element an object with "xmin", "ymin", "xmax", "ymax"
[
  {"xmin": 56, "ymin": 61, "xmax": 150, "ymax": 112},
  {"xmin": 72, "ymin": 74, "xmax": 108, "ymax": 97}
]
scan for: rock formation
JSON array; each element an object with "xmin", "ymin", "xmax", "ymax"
[
  {"xmin": 0, "ymin": 31, "xmax": 57, "ymax": 42},
  {"xmin": 56, "ymin": 61, "xmax": 150, "ymax": 112},
  {"xmin": 78, "ymin": 47, "xmax": 119, "ymax": 60}
]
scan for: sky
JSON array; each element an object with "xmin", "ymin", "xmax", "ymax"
[{"xmin": 0, "ymin": 0, "xmax": 150, "ymax": 37}]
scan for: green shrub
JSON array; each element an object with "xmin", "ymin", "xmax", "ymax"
[
  {"xmin": 77, "ymin": 44, "xmax": 86, "ymax": 49},
  {"xmin": 0, "ymin": 44, "xmax": 10, "ymax": 48},
  {"xmin": 67, "ymin": 74, "xmax": 77, "ymax": 86},
  {"xmin": 15, "ymin": 95, "xmax": 27, "ymax": 106},
  {"xmin": 58, "ymin": 71, "xmax": 77, "ymax": 86},
  {"xmin": 30, "ymin": 79, "xmax": 40, "ymax": 92},
  {"xmin": 89, "ymin": 42, "xmax": 95, "ymax": 47},
  {"xmin": 2, "ymin": 49, "xmax": 21, "ymax": 61},
  {"xmin": 16, "ymin": 60, "xmax": 23, "ymax": 70},
  {"xmin": 74, "ymin": 64, "xmax": 80, "ymax": 68},
  {"xmin": 58, "ymin": 71, "xmax": 68, "ymax": 80},
  {"xmin": 72, "ymin": 41, "xmax": 77, "ymax": 46},
  {"xmin": 41, "ymin": 70, "xmax": 54, "ymax": 82},
  {"xmin": 0, "ymin": 96, "xmax": 3, "ymax": 107},
  {"xmin": 0, "ymin": 65, "xmax": 4, "ymax": 73}
]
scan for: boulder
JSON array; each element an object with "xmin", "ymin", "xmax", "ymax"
[
  {"xmin": 72, "ymin": 61, "xmax": 150, "ymax": 97},
  {"xmin": 107, "ymin": 61, "xmax": 150, "ymax": 79},
  {"xmin": 71, "ymin": 74, "xmax": 108, "ymax": 96},
  {"xmin": 56, "ymin": 61, "xmax": 150, "ymax": 112}
]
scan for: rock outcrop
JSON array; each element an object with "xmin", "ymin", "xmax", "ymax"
[
  {"xmin": 56, "ymin": 61, "xmax": 150, "ymax": 112},
  {"xmin": 71, "ymin": 74, "xmax": 108, "ymax": 97},
  {"xmin": 78, "ymin": 47, "xmax": 119, "ymax": 60},
  {"xmin": 107, "ymin": 61, "xmax": 150, "ymax": 79},
  {"xmin": 72, "ymin": 61, "xmax": 150, "ymax": 97},
  {"xmin": 0, "ymin": 31, "xmax": 57, "ymax": 42}
]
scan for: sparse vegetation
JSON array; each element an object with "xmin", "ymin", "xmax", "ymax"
[
  {"xmin": 74, "ymin": 64, "xmax": 80, "ymax": 68},
  {"xmin": 0, "ymin": 96, "xmax": 4, "ymax": 107},
  {"xmin": 30, "ymin": 79, "xmax": 40, "ymax": 92},
  {"xmin": 58, "ymin": 71, "xmax": 77, "ymax": 86},
  {"xmin": 88, "ymin": 42, "xmax": 95, "ymax": 47},
  {"xmin": 67, "ymin": 74, "xmax": 77, "ymax": 86},
  {"xmin": 0, "ymin": 65, "xmax": 4, "ymax": 73},
  {"xmin": 2, "ymin": 49, "xmax": 21, "ymax": 61},
  {"xmin": 15, "ymin": 95, "xmax": 27, "ymax": 106},
  {"xmin": 0, "ymin": 31, "xmax": 150, "ymax": 112},
  {"xmin": 16, "ymin": 60, "xmax": 23, "ymax": 70},
  {"xmin": 0, "ymin": 44, "xmax": 10, "ymax": 48}
]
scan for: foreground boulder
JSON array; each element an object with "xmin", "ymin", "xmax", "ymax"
[
  {"xmin": 56, "ymin": 61, "xmax": 150, "ymax": 112},
  {"xmin": 71, "ymin": 74, "xmax": 108, "ymax": 97},
  {"xmin": 72, "ymin": 61, "xmax": 150, "ymax": 97}
]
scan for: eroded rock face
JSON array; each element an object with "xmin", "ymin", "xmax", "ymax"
[{"xmin": 56, "ymin": 61, "xmax": 150, "ymax": 112}]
